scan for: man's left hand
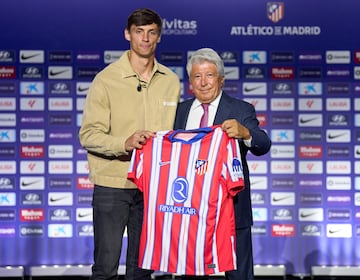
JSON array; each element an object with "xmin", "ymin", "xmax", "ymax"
[{"xmin": 221, "ymin": 119, "xmax": 251, "ymax": 140}]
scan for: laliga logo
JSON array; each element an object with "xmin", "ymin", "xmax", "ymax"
[{"xmin": 267, "ymin": 2, "xmax": 284, "ymax": 23}]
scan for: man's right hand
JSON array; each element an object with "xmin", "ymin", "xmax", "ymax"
[{"xmin": 125, "ymin": 130, "xmax": 154, "ymax": 151}]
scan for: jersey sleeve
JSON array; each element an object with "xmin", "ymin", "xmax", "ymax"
[
  {"xmin": 225, "ymin": 138, "xmax": 244, "ymax": 196},
  {"xmin": 127, "ymin": 149, "xmax": 144, "ymax": 191}
]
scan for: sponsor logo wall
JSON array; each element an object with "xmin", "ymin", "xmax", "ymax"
[{"xmin": 1, "ymin": 0, "xmax": 360, "ymax": 275}]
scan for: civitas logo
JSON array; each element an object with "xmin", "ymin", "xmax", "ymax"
[{"xmin": 162, "ymin": 18, "xmax": 197, "ymax": 35}]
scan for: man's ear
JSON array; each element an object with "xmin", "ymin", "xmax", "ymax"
[
  {"xmin": 124, "ymin": 29, "xmax": 130, "ymax": 42},
  {"xmin": 220, "ymin": 76, "xmax": 225, "ymax": 87}
]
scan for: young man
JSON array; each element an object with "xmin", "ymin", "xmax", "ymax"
[
  {"xmin": 79, "ymin": 8, "xmax": 180, "ymax": 280},
  {"xmin": 174, "ymin": 48, "xmax": 271, "ymax": 280}
]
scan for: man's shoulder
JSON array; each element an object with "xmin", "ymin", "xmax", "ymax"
[
  {"xmin": 221, "ymin": 92, "xmax": 252, "ymax": 107},
  {"xmin": 178, "ymin": 97, "xmax": 195, "ymax": 106},
  {"xmin": 156, "ymin": 62, "xmax": 180, "ymax": 80},
  {"xmin": 94, "ymin": 55, "xmax": 130, "ymax": 80}
]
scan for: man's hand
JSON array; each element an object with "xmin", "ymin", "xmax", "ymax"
[
  {"xmin": 221, "ymin": 119, "xmax": 251, "ymax": 140},
  {"xmin": 125, "ymin": 130, "xmax": 155, "ymax": 152}
]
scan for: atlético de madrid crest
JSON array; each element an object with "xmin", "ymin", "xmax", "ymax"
[
  {"xmin": 267, "ymin": 2, "xmax": 284, "ymax": 23},
  {"xmin": 195, "ymin": 159, "xmax": 208, "ymax": 175}
]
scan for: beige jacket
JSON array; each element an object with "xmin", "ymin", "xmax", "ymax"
[{"xmin": 79, "ymin": 51, "xmax": 181, "ymax": 188}]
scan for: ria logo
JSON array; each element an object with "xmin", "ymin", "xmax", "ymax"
[{"xmin": 171, "ymin": 177, "xmax": 188, "ymax": 203}]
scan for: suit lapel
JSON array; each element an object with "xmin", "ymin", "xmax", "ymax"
[{"xmin": 213, "ymin": 93, "xmax": 232, "ymax": 125}]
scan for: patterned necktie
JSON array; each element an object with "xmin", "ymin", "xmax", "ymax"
[{"xmin": 199, "ymin": 103, "xmax": 209, "ymax": 128}]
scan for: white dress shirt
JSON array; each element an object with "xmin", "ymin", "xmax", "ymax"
[
  {"xmin": 185, "ymin": 91, "xmax": 252, "ymax": 147},
  {"xmin": 185, "ymin": 92, "xmax": 222, "ymax": 130}
]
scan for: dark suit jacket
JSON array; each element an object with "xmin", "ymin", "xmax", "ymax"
[{"xmin": 174, "ymin": 92, "xmax": 271, "ymax": 228}]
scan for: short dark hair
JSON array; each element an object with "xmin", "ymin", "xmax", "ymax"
[{"xmin": 126, "ymin": 8, "xmax": 162, "ymax": 34}]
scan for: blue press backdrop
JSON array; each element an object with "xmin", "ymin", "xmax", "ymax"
[{"xmin": 0, "ymin": 0, "xmax": 360, "ymax": 275}]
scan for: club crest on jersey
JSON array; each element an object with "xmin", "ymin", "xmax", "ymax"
[
  {"xmin": 232, "ymin": 158, "xmax": 243, "ymax": 177},
  {"xmin": 195, "ymin": 159, "xmax": 208, "ymax": 175}
]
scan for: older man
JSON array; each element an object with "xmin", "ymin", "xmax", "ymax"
[{"xmin": 174, "ymin": 48, "xmax": 271, "ymax": 280}]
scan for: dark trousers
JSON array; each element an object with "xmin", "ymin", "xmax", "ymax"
[
  {"xmin": 225, "ymin": 226, "xmax": 254, "ymax": 280},
  {"xmin": 91, "ymin": 185, "xmax": 152, "ymax": 280},
  {"xmin": 182, "ymin": 227, "xmax": 254, "ymax": 280}
]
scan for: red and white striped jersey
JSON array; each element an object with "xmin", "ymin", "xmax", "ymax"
[{"xmin": 128, "ymin": 125, "xmax": 244, "ymax": 275}]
